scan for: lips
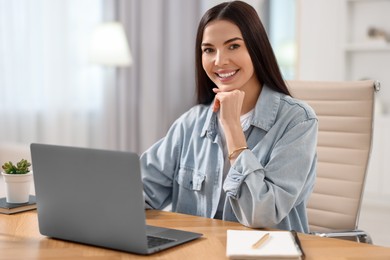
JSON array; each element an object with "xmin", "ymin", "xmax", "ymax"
[{"xmin": 215, "ymin": 70, "xmax": 239, "ymax": 80}]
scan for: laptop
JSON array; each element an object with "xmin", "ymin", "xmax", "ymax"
[{"xmin": 30, "ymin": 143, "xmax": 202, "ymax": 255}]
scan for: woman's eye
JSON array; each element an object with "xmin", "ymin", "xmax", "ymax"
[
  {"xmin": 229, "ymin": 44, "xmax": 240, "ymax": 50},
  {"xmin": 202, "ymin": 48, "xmax": 214, "ymax": 53}
]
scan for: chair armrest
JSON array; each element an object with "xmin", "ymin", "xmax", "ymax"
[{"xmin": 310, "ymin": 230, "xmax": 373, "ymax": 244}]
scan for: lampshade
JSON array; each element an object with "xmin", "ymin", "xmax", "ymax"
[{"xmin": 88, "ymin": 22, "xmax": 132, "ymax": 67}]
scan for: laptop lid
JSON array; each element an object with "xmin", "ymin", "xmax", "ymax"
[{"xmin": 30, "ymin": 143, "xmax": 202, "ymax": 255}]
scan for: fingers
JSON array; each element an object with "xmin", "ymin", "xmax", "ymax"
[
  {"xmin": 214, "ymin": 89, "xmax": 244, "ymax": 101},
  {"xmin": 212, "ymin": 88, "xmax": 221, "ymax": 112},
  {"xmin": 213, "ymin": 98, "xmax": 220, "ymax": 112},
  {"xmin": 212, "ymin": 88, "xmax": 244, "ymax": 113}
]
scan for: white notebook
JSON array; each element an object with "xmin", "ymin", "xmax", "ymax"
[{"xmin": 226, "ymin": 230, "xmax": 303, "ymax": 259}]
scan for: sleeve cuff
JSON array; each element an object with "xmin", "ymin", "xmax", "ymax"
[{"xmin": 223, "ymin": 149, "xmax": 263, "ymax": 198}]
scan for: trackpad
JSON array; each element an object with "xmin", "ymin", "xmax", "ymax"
[{"xmin": 146, "ymin": 225, "xmax": 169, "ymax": 235}]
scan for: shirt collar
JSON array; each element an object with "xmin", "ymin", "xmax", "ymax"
[
  {"xmin": 251, "ymin": 84, "xmax": 280, "ymax": 131},
  {"xmin": 200, "ymin": 84, "xmax": 281, "ymax": 137},
  {"xmin": 201, "ymin": 105, "xmax": 217, "ymax": 138}
]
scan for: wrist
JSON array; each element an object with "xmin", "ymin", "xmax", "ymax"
[{"xmin": 228, "ymin": 146, "xmax": 249, "ymax": 160}]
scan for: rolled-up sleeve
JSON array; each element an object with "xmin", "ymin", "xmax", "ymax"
[
  {"xmin": 140, "ymin": 121, "xmax": 183, "ymax": 210},
  {"xmin": 223, "ymin": 117, "xmax": 318, "ymax": 228}
]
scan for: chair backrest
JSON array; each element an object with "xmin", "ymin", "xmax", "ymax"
[{"xmin": 287, "ymin": 80, "xmax": 379, "ymax": 232}]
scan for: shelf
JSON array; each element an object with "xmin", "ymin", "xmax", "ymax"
[
  {"xmin": 346, "ymin": 0, "xmax": 390, "ymax": 2},
  {"xmin": 343, "ymin": 0, "xmax": 390, "ymax": 104},
  {"xmin": 345, "ymin": 43, "xmax": 390, "ymax": 52}
]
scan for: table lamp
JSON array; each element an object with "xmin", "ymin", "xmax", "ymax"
[{"xmin": 88, "ymin": 22, "xmax": 132, "ymax": 67}]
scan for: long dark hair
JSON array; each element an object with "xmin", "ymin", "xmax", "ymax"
[{"xmin": 195, "ymin": 0, "xmax": 291, "ymax": 105}]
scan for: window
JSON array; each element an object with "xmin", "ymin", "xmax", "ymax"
[{"xmin": 0, "ymin": 0, "xmax": 105, "ymax": 145}]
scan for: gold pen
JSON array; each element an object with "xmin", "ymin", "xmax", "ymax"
[{"xmin": 251, "ymin": 232, "xmax": 270, "ymax": 249}]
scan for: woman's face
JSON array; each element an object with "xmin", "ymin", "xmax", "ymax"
[{"xmin": 201, "ymin": 19, "xmax": 257, "ymax": 93}]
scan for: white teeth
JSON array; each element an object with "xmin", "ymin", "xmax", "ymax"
[{"xmin": 218, "ymin": 71, "xmax": 236, "ymax": 78}]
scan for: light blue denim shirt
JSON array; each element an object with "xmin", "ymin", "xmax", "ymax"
[{"xmin": 140, "ymin": 85, "xmax": 318, "ymax": 233}]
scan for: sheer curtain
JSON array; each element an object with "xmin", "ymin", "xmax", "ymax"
[
  {"xmin": 0, "ymin": 0, "xmax": 203, "ymax": 154},
  {"xmin": 0, "ymin": 0, "xmax": 107, "ymax": 148},
  {"xmin": 114, "ymin": 0, "xmax": 201, "ymax": 153}
]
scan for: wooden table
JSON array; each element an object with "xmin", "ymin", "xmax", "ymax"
[{"xmin": 1, "ymin": 209, "xmax": 390, "ymax": 259}]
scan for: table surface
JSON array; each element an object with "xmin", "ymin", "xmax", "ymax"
[{"xmin": 1, "ymin": 209, "xmax": 390, "ymax": 260}]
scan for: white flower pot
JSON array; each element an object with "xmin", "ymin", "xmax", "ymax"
[{"xmin": 1, "ymin": 172, "xmax": 33, "ymax": 203}]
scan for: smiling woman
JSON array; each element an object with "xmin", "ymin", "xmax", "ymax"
[{"xmin": 140, "ymin": 1, "xmax": 318, "ymax": 233}]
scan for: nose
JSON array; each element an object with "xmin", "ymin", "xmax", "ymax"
[{"xmin": 215, "ymin": 50, "xmax": 229, "ymax": 66}]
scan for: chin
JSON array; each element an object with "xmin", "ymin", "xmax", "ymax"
[{"xmin": 217, "ymin": 85, "xmax": 239, "ymax": 92}]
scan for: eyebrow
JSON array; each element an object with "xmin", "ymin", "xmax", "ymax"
[{"xmin": 201, "ymin": 37, "xmax": 243, "ymax": 47}]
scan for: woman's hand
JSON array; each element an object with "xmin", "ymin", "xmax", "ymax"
[
  {"xmin": 212, "ymin": 88, "xmax": 245, "ymax": 126},
  {"xmin": 213, "ymin": 88, "xmax": 248, "ymax": 162}
]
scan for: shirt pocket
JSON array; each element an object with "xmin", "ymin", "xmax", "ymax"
[{"xmin": 176, "ymin": 167, "xmax": 206, "ymax": 191}]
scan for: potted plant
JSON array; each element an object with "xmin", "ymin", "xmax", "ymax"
[{"xmin": 1, "ymin": 159, "xmax": 33, "ymax": 203}]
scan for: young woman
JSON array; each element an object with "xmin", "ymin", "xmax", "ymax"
[{"xmin": 140, "ymin": 1, "xmax": 318, "ymax": 233}]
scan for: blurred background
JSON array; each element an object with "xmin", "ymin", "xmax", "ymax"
[{"xmin": 0, "ymin": 0, "xmax": 389, "ymax": 247}]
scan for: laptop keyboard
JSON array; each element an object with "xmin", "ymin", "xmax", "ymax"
[{"xmin": 147, "ymin": 235, "xmax": 176, "ymax": 248}]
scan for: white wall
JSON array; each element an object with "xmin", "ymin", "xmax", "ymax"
[
  {"xmin": 298, "ymin": 0, "xmax": 390, "ymax": 110},
  {"xmin": 297, "ymin": 0, "xmax": 344, "ymax": 81}
]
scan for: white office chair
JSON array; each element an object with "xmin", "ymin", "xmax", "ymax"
[{"xmin": 288, "ymin": 80, "xmax": 380, "ymax": 243}]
